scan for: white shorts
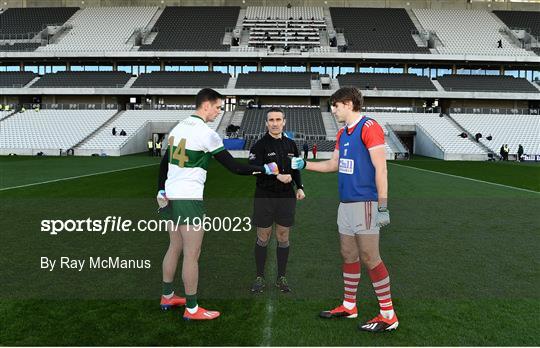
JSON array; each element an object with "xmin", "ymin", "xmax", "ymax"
[{"xmin": 337, "ymin": 201, "xmax": 379, "ymax": 235}]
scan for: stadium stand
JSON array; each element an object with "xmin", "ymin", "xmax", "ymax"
[
  {"xmin": 0, "ymin": 7, "xmax": 78, "ymax": 36},
  {"xmin": 240, "ymin": 107, "xmax": 325, "ymax": 138},
  {"xmin": 243, "ymin": 138, "xmax": 335, "ymax": 152},
  {"xmin": 236, "ymin": 72, "xmax": 314, "ymax": 89},
  {"xmin": 0, "ymin": 109, "xmax": 115, "ymax": 154},
  {"xmin": 31, "ymin": 72, "xmax": 131, "ymax": 88},
  {"xmin": 79, "ymin": 110, "xmax": 222, "ymax": 153},
  {"xmin": 243, "ymin": 6, "xmax": 325, "ymax": 49},
  {"xmin": 369, "ymin": 112, "xmax": 486, "ymax": 156},
  {"xmin": 0, "ymin": 110, "xmax": 12, "ymax": 119},
  {"xmin": 451, "ymin": 113, "xmax": 540, "ymax": 156},
  {"xmin": 245, "ymin": 7, "xmax": 324, "ymax": 20},
  {"xmin": 140, "ymin": 6, "xmax": 239, "ymax": 51},
  {"xmin": 413, "ymin": 9, "xmax": 534, "ymax": 56},
  {"xmin": 329, "ymin": 8, "xmax": 429, "ymax": 53},
  {"xmin": 532, "ymin": 47, "xmax": 540, "ymax": 56},
  {"xmin": 437, "ymin": 75, "xmax": 538, "ymax": 93},
  {"xmin": 493, "ymin": 11, "xmax": 540, "ymax": 37},
  {"xmin": 38, "ymin": 7, "xmax": 158, "ymax": 52},
  {"xmin": 0, "ymin": 43, "xmax": 40, "ymax": 51},
  {"xmin": 132, "ymin": 72, "xmax": 230, "ymax": 88},
  {"xmin": 0, "ymin": 72, "xmax": 37, "ymax": 87},
  {"xmin": 337, "ymin": 73, "xmax": 436, "ymax": 91}
]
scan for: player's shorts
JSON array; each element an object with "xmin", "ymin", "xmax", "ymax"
[
  {"xmin": 253, "ymin": 196, "xmax": 296, "ymax": 228},
  {"xmin": 159, "ymin": 199, "xmax": 205, "ymax": 226},
  {"xmin": 337, "ymin": 201, "xmax": 379, "ymax": 235}
]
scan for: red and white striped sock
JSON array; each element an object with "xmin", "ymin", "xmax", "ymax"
[
  {"xmin": 342, "ymin": 262, "xmax": 361, "ymax": 310},
  {"xmin": 368, "ymin": 261, "xmax": 395, "ymax": 319}
]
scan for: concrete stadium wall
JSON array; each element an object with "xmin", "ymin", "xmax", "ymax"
[
  {"xmin": 413, "ymin": 125, "xmax": 444, "ymax": 159},
  {"xmin": 159, "ymin": 96, "xmax": 196, "ymax": 105},
  {"xmin": 256, "ymin": 96, "xmax": 311, "ymax": 105},
  {"xmin": 449, "ymin": 99, "xmax": 529, "ymax": 109},
  {"xmin": 119, "ymin": 121, "xmax": 177, "ymax": 156},
  {"xmin": 41, "ymin": 95, "xmax": 119, "ymax": 104},
  {"xmin": 5, "ymin": 0, "xmax": 538, "ymax": 11},
  {"xmin": 364, "ymin": 98, "xmax": 424, "ymax": 107}
]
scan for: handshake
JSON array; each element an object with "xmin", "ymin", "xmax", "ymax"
[{"xmin": 156, "ymin": 162, "xmax": 280, "ymax": 210}]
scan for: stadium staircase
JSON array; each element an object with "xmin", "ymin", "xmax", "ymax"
[
  {"xmin": 430, "ymin": 79, "xmax": 445, "ymax": 92},
  {"xmin": 445, "ymin": 113, "xmax": 497, "ymax": 157},
  {"xmin": 227, "ymin": 77, "xmax": 237, "ymax": 89},
  {"xmin": 139, "ymin": 8, "xmax": 162, "ymax": 46},
  {"xmin": 124, "ymin": 76, "xmax": 138, "ymax": 88},
  {"xmin": 74, "ymin": 109, "xmax": 123, "ymax": 149},
  {"xmin": 323, "ymin": 7, "xmax": 335, "ymax": 32},
  {"xmin": 0, "ymin": 110, "xmax": 18, "ymax": 122},
  {"xmin": 217, "ymin": 110, "xmax": 234, "ymax": 137},
  {"xmin": 230, "ymin": 110, "xmax": 245, "ymax": 130},
  {"xmin": 321, "ymin": 112, "xmax": 338, "ymax": 140},
  {"xmin": 24, "ymin": 76, "xmax": 41, "ymax": 87},
  {"xmin": 406, "ymin": 9, "xmax": 429, "ymax": 48},
  {"xmin": 144, "ymin": 7, "xmax": 164, "ymax": 33}
]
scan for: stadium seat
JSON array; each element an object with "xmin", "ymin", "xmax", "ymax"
[
  {"xmin": 413, "ymin": 9, "xmax": 534, "ymax": 56},
  {"xmin": 140, "ymin": 6, "xmax": 240, "ymax": 51},
  {"xmin": 330, "ymin": 7, "xmax": 429, "ymax": 53},
  {"xmin": 132, "ymin": 72, "xmax": 230, "ymax": 88},
  {"xmin": 0, "ymin": 109, "xmax": 115, "ymax": 151}
]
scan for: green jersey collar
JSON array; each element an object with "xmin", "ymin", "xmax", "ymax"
[{"xmin": 191, "ymin": 115, "xmax": 205, "ymax": 122}]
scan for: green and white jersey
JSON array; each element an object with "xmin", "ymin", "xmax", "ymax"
[{"xmin": 165, "ymin": 115, "xmax": 224, "ymax": 199}]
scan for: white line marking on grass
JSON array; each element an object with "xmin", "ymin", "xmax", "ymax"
[
  {"xmin": 262, "ymin": 300, "xmax": 274, "ymax": 346},
  {"xmin": 389, "ymin": 162, "xmax": 539, "ymax": 194},
  {"xmin": 0, "ymin": 163, "xmax": 158, "ymax": 192}
]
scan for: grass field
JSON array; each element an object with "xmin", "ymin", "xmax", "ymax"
[{"xmin": 0, "ymin": 155, "xmax": 539, "ymax": 346}]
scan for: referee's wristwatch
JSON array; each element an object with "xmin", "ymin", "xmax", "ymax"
[
  {"xmin": 378, "ymin": 205, "xmax": 388, "ymax": 212},
  {"xmin": 297, "ymin": 185, "xmax": 304, "ymax": 190}
]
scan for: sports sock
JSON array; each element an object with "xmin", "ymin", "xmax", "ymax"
[
  {"xmin": 368, "ymin": 261, "xmax": 395, "ymax": 319},
  {"xmin": 162, "ymin": 282, "xmax": 174, "ymax": 298},
  {"xmin": 255, "ymin": 238, "xmax": 268, "ymax": 277},
  {"xmin": 186, "ymin": 294, "xmax": 197, "ymax": 311},
  {"xmin": 276, "ymin": 240, "xmax": 289, "ymax": 277},
  {"xmin": 342, "ymin": 262, "xmax": 361, "ymax": 310}
]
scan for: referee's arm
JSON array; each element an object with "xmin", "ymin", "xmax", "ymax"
[
  {"xmin": 157, "ymin": 148, "xmax": 169, "ymax": 191},
  {"xmin": 291, "ymin": 142, "xmax": 303, "ymax": 189},
  {"xmin": 214, "ymin": 149, "xmax": 265, "ymax": 175}
]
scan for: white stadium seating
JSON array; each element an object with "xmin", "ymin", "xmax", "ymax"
[
  {"xmin": 0, "ymin": 109, "xmax": 116, "ymax": 152},
  {"xmin": 79, "ymin": 110, "xmax": 223, "ymax": 152},
  {"xmin": 413, "ymin": 9, "xmax": 535, "ymax": 56},
  {"xmin": 369, "ymin": 112, "xmax": 487, "ymax": 155},
  {"xmin": 38, "ymin": 7, "xmax": 158, "ymax": 52},
  {"xmin": 451, "ymin": 114, "xmax": 540, "ymax": 155},
  {"xmin": 246, "ymin": 6, "xmax": 324, "ymax": 20}
]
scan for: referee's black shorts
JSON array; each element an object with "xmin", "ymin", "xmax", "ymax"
[{"xmin": 252, "ymin": 190, "xmax": 296, "ymax": 228}]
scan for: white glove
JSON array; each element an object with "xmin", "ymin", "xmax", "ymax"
[
  {"xmin": 156, "ymin": 189, "xmax": 168, "ymax": 209},
  {"xmin": 376, "ymin": 208, "xmax": 390, "ymax": 227},
  {"xmin": 291, "ymin": 157, "xmax": 306, "ymax": 170}
]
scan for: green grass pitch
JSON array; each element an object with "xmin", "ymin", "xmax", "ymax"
[{"xmin": 0, "ymin": 155, "xmax": 538, "ymax": 345}]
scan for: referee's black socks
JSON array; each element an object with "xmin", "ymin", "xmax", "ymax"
[
  {"xmin": 277, "ymin": 240, "xmax": 290, "ymax": 277},
  {"xmin": 255, "ymin": 238, "xmax": 268, "ymax": 277}
]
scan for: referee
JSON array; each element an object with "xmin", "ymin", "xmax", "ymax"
[{"xmin": 248, "ymin": 107, "xmax": 305, "ymax": 293}]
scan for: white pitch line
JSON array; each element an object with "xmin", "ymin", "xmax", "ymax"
[
  {"xmin": 262, "ymin": 300, "xmax": 274, "ymax": 346},
  {"xmin": 0, "ymin": 163, "xmax": 158, "ymax": 192},
  {"xmin": 389, "ymin": 162, "xmax": 539, "ymax": 194}
]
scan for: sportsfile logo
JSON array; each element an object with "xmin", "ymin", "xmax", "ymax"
[{"xmin": 40, "ymin": 216, "xmax": 252, "ymax": 235}]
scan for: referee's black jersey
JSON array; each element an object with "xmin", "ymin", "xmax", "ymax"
[{"xmin": 249, "ymin": 132, "xmax": 303, "ymax": 197}]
